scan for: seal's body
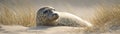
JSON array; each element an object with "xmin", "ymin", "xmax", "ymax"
[{"xmin": 36, "ymin": 7, "xmax": 92, "ymax": 27}]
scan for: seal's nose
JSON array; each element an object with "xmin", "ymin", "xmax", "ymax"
[
  {"xmin": 53, "ymin": 13, "xmax": 59, "ymax": 20},
  {"xmin": 53, "ymin": 13, "xmax": 58, "ymax": 16}
]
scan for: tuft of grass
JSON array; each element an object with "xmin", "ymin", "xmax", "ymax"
[
  {"xmin": 0, "ymin": 4, "xmax": 36, "ymax": 27},
  {"xmin": 89, "ymin": 5, "xmax": 120, "ymax": 32}
]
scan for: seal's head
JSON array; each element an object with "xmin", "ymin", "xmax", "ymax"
[{"xmin": 37, "ymin": 7, "xmax": 59, "ymax": 25}]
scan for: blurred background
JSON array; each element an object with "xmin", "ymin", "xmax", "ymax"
[
  {"xmin": 0, "ymin": 0, "xmax": 120, "ymax": 34},
  {"xmin": 0, "ymin": 0, "xmax": 119, "ymax": 26}
]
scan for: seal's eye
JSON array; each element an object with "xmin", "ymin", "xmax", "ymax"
[{"xmin": 43, "ymin": 10, "xmax": 48, "ymax": 14}]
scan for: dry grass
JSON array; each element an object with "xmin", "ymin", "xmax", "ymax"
[
  {"xmin": 88, "ymin": 5, "xmax": 120, "ymax": 32},
  {"xmin": 0, "ymin": 4, "xmax": 36, "ymax": 27}
]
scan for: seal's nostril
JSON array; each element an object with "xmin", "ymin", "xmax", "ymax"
[{"xmin": 53, "ymin": 13, "xmax": 59, "ymax": 17}]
